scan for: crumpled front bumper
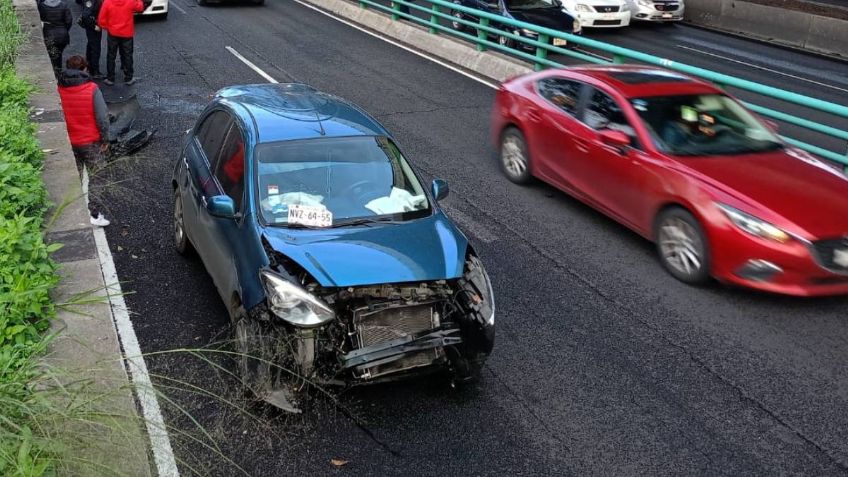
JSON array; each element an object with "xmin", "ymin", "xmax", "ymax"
[{"xmin": 341, "ymin": 327, "xmax": 463, "ymax": 381}]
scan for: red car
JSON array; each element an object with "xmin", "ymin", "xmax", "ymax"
[{"xmin": 491, "ymin": 65, "xmax": 848, "ymax": 296}]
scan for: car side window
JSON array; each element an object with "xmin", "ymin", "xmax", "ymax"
[
  {"xmin": 537, "ymin": 78, "xmax": 581, "ymax": 117},
  {"xmin": 585, "ymin": 89, "xmax": 640, "ymax": 149},
  {"xmin": 214, "ymin": 124, "xmax": 246, "ymax": 212},
  {"xmin": 196, "ymin": 111, "xmax": 232, "ymax": 165}
]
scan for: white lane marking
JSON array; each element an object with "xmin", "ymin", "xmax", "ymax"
[
  {"xmin": 289, "ymin": 0, "xmax": 500, "ymax": 89},
  {"xmin": 83, "ymin": 169, "xmax": 180, "ymax": 477},
  {"xmin": 225, "ymin": 46, "xmax": 279, "ymax": 83},
  {"xmin": 169, "ymin": 0, "xmax": 187, "ymax": 15},
  {"xmin": 676, "ymin": 44, "xmax": 848, "ymax": 94}
]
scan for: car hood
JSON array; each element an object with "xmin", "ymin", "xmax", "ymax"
[
  {"xmin": 682, "ymin": 149, "xmax": 848, "ymax": 239},
  {"xmin": 262, "ymin": 212, "xmax": 469, "ymax": 287},
  {"xmin": 509, "ymin": 8, "xmax": 574, "ymax": 29}
]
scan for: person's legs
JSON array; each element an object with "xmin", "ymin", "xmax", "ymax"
[
  {"xmin": 72, "ymin": 143, "xmax": 111, "ymax": 223},
  {"xmin": 85, "ymin": 28, "xmax": 103, "ymax": 76},
  {"xmin": 106, "ymin": 34, "xmax": 119, "ymax": 82},
  {"xmin": 119, "ymin": 36, "xmax": 134, "ymax": 81},
  {"xmin": 44, "ymin": 37, "xmax": 63, "ymax": 78}
]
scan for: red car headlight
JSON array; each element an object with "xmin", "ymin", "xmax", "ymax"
[{"xmin": 717, "ymin": 204, "xmax": 791, "ymax": 243}]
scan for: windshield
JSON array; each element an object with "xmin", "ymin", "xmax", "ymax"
[
  {"xmin": 507, "ymin": 0, "xmax": 559, "ymax": 9},
  {"xmin": 256, "ymin": 136, "xmax": 431, "ymax": 227},
  {"xmin": 630, "ymin": 94, "xmax": 783, "ymax": 156}
]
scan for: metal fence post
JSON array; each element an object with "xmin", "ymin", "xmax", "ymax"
[
  {"xmin": 535, "ymin": 34, "xmax": 549, "ymax": 71},
  {"xmin": 476, "ymin": 18, "xmax": 489, "ymax": 51},
  {"xmin": 612, "ymin": 54, "xmax": 625, "ymax": 64},
  {"xmin": 359, "ymin": 0, "xmax": 366, "ymax": 8},
  {"xmin": 430, "ymin": 4, "xmax": 440, "ymax": 34},
  {"xmin": 391, "ymin": 1, "xmax": 400, "ymax": 20}
]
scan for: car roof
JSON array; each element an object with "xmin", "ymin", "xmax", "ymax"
[
  {"xmin": 563, "ymin": 65, "xmax": 721, "ymax": 98},
  {"xmin": 214, "ymin": 83, "xmax": 390, "ymax": 143}
]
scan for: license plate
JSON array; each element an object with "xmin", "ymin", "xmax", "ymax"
[
  {"xmin": 601, "ymin": 13, "xmax": 616, "ymax": 20},
  {"xmin": 553, "ymin": 38, "xmax": 567, "ymax": 46},
  {"xmin": 662, "ymin": 13, "xmax": 673, "ymax": 18},
  {"xmin": 288, "ymin": 204, "xmax": 333, "ymax": 227}
]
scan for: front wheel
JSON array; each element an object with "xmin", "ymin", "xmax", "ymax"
[
  {"xmin": 655, "ymin": 208, "xmax": 710, "ymax": 285},
  {"xmin": 499, "ymin": 127, "xmax": 531, "ymax": 184},
  {"xmin": 498, "ymin": 33, "xmax": 516, "ymax": 49}
]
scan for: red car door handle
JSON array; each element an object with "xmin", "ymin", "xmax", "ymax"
[{"xmin": 574, "ymin": 139, "xmax": 589, "ymax": 153}]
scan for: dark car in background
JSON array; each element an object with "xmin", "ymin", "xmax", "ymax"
[
  {"xmin": 172, "ymin": 83, "xmax": 495, "ymax": 411},
  {"xmin": 450, "ymin": 0, "xmax": 581, "ymax": 48}
]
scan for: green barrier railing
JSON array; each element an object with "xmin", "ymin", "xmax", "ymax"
[{"xmin": 354, "ymin": 0, "xmax": 848, "ymax": 169}]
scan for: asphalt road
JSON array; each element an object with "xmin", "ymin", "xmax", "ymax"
[{"xmin": 64, "ymin": 2, "xmax": 848, "ymax": 475}]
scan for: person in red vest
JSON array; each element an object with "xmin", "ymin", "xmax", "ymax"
[
  {"xmin": 97, "ymin": 0, "xmax": 144, "ymax": 85},
  {"xmin": 57, "ymin": 55, "xmax": 112, "ymax": 227}
]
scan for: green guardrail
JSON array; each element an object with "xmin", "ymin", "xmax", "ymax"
[{"xmin": 354, "ymin": 0, "xmax": 848, "ymax": 169}]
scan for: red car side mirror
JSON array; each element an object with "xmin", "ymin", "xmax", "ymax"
[{"xmin": 599, "ymin": 129, "xmax": 630, "ymax": 150}]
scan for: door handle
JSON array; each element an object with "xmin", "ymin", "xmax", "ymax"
[
  {"xmin": 182, "ymin": 157, "xmax": 189, "ymax": 186},
  {"xmin": 201, "ymin": 195, "xmax": 208, "ymax": 209},
  {"xmin": 574, "ymin": 139, "xmax": 589, "ymax": 153}
]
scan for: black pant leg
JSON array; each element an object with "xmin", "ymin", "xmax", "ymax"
[
  {"xmin": 106, "ymin": 34, "xmax": 119, "ymax": 81},
  {"xmin": 119, "ymin": 37, "xmax": 134, "ymax": 80},
  {"xmin": 85, "ymin": 28, "xmax": 103, "ymax": 75}
]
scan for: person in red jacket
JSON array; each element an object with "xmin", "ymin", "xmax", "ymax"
[
  {"xmin": 58, "ymin": 55, "xmax": 112, "ymax": 227},
  {"xmin": 97, "ymin": 0, "xmax": 144, "ymax": 85}
]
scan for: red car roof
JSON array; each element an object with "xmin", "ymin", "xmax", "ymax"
[{"xmin": 546, "ymin": 65, "xmax": 723, "ymax": 98}]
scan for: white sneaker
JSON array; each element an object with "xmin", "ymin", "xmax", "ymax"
[{"xmin": 90, "ymin": 214, "xmax": 110, "ymax": 227}]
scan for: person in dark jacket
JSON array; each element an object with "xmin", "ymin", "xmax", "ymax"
[
  {"xmin": 77, "ymin": 0, "xmax": 104, "ymax": 78},
  {"xmin": 36, "ymin": 0, "xmax": 73, "ymax": 79},
  {"xmin": 57, "ymin": 55, "xmax": 112, "ymax": 227},
  {"xmin": 97, "ymin": 0, "xmax": 144, "ymax": 85}
]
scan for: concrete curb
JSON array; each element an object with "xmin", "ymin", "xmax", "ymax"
[
  {"xmin": 684, "ymin": 0, "xmax": 848, "ymax": 60},
  {"xmin": 299, "ymin": 0, "xmax": 532, "ymax": 82},
  {"xmin": 12, "ymin": 1, "xmax": 153, "ymax": 476}
]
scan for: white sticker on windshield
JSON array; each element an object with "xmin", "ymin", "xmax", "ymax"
[
  {"xmin": 288, "ymin": 204, "xmax": 333, "ymax": 228},
  {"xmin": 268, "ymin": 185, "xmax": 279, "ymax": 195}
]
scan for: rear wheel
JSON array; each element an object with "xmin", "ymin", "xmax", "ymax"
[
  {"xmin": 499, "ymin": 127, "xmax": 531, "ymax": 184},
  {"xmin": 498, "ymin": 33, "xmax": 516, "ymax": 49},
  {"xmin": 655, "ymin": 208, "xmax": 710, "ymax": 285}
]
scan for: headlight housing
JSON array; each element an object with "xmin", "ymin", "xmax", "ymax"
[
  {"xmin": 519, "ymin": 28, "xmax": 538, "ymax": 36},
  {"xmin": 717, "ymin": 204, "xmax": 791, "ymax": 243},
  {"xmin": 575, "ymin": 4, "xmax": 592, "ymax": 12},
  {"xmin": 260, "ymin": 270, "xmax": 335, "ymax": 328}
]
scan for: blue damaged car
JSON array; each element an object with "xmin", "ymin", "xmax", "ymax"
[{"xmin": 172, "ymin": 84, "xmax": 495, "ymax": 409}]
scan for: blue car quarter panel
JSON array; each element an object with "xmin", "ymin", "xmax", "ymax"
[{"xmin": 261, "ymin": 212, "xmax": 469, "ymax": 288}]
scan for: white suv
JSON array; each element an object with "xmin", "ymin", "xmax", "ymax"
[
  {"xmin": 625, "ymin": 0, "xmax": 684, "ymax": 22},
  {"xmin": 560, "ymin": 0, "xmax": 631, "ymax": 28}
]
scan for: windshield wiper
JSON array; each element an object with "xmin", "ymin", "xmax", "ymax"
[{"xmin": 331, "ymin": 217, "xmax": 402, "ymax": 228}]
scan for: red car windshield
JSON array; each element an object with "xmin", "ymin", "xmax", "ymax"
[{"xmin": 630, "ymin": 94, "xmax": 783, "ymax": 156}]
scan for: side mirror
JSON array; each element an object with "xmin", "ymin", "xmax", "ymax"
[
  {"xmin": 206, "ymin": 195, "xmax": 236, "ymax": 218},
  {"xmin": 599, "ymin": 129, "xmax": 630, "ymax": 151},
  {"xmin": 431, "ymin": 179, "xmax": 449, "ymax": 201}
]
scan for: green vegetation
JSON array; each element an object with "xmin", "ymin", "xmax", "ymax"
[{"xmin": 0, "ymin": 0, "xmax": 61, "ymax": 474}]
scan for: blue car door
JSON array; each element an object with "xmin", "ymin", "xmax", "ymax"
[
  {"xmin": 196, "ymin": 121, "xmax": 249, "ymax": 307},
  {"xmin": 184, "ymin": 110, "xmax": 232, "ymax": 262}
]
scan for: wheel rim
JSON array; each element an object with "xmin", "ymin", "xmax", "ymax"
[
  {"xmin": 173, "ymin": 194, "xmax": 185, "ymax": 246},
  {"xmin": 452, "ymin": 11, "xmax": 462, "ymax": 29},
  {"xmin": 501, "ymin": 134, "xmax": 527, "ymax": 178},
  {"xmin": 658, "ymin": 218, "xmax": 703, "ymax": 276},
  {"xmin": 499, "ymin": 35, "xmax": 509, "ymax": 46}
]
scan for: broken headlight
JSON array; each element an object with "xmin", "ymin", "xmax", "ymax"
[{"xmin": 260, "ymin": 270, "xmax": 335, "ymax": 328}]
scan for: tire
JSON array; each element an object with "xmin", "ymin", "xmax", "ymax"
[
  {"xmin": 197, "ymin": 0, "xmax": 207, "ymax": 5},
  {"xmin": 252, "ymin": 0, "xmax": 265, "ymax": 4},
  {"xmin": 450, "ymin": 2, "xmax": 467, "ymax": 32},
  {"xmin": 498, "ymin": 33, "xmax": 516, "ymax": 49},
  {"xmin": 499, "ymin": 127, "xmax": 532, "ymax": 184},
  {"xmin": 158, "ymin": 11, "xmax": 168, "ymax": 19},
  {"xmin": 233, "ymin": 314, "xmax": 275, "ymax": 397},
  {"xmin": 654, "ymin": 207, "xmax": 711, "ymax": 285},
  {"xmin": 173, "ymin": 188, "xmax": 194, "ymax": 256}
]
